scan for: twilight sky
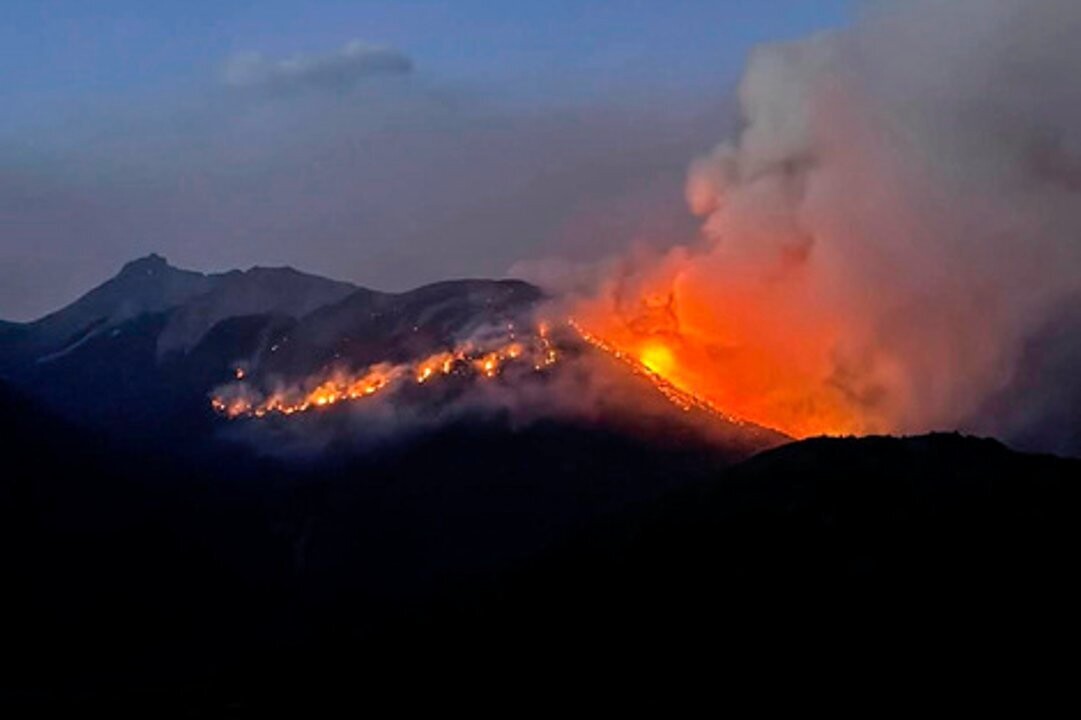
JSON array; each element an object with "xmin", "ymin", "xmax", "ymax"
[{"xmin": 0, "ymin": 0, "xmax": 852, "ymax": 320}]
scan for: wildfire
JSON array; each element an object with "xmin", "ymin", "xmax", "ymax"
[
  {"xmin": 213, "ymin": 312, "xmax": 837, "ymax": 436},
  {"xmin": 570, "ymin": 283, "xmax": 866, "ymax": 439},
  {"xmin": 212, "ymin": 326, "xmax": 560, "ymax": 420},
  {"xmin": 638, "ymin": 343, "xmax": 675, "ymax": 376},
  {"xmin": 568, "ymin": 319, "xmax": 745, "ymax": 424},
  {"xmin": 415, "ymin": 351, "xmax": 460, "ymax": 384}
]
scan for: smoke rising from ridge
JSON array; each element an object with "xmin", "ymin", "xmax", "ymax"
[{"xmin": 563, "ymin": 0, "xmax": 1081, "ymax": 451}]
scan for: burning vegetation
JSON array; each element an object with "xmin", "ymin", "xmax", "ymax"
[
  {"xmin": 209, "ymin": 317, "xmax": 759, "ymax": 430},
  {"xmin": 568, "ymin": 319, "xmax": 746, "ymax": 426},
  {"xmin": 212, "ymin": 1, "xmax": 1081, "ymax": 447},
  {"xmin": 211, "ymin": 323, "xmax": 560, "ymax": 420},
  {"xmin": 569, "ymin": 288, "xmax": 866, "ymax": 440}
]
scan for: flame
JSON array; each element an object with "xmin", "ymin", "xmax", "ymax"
[
  {"xmin": 415, "ymin": 351, "xmax": 459, "ymax": 384},
  {"xmin": 571, "ymin": 275, "xmax": 867, "ymax": 439},
  {"xmin": 212, "ymin": 327, "xmax": 558, "ymax": 420},
  {"xmin": 638, "ymin": 343, "xmax": 675, "ymax": 376},
  {"xmin": 213, "ymin": 314, "xmax": 806, "ymax": 433},
  {"xmin": 568, "ymin": 319, "xmax": 744, "ymax": 423}
]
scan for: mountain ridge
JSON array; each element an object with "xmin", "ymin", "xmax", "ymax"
[
  {"xmin": 1, "ymin": 255, "xmax": 549, "ymax": 362},
  {"xmin": 3, "ymin": 376, "xmax": 1078, "ymax": 702}
]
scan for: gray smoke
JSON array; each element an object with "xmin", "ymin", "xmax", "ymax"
[
  {"xmin": 555, "ymin": 0, "xmax": 1081, "ymax": 454},
  {"xmin": 690, "ymin": 0, "xmax": 1081, "ymax": 451}
]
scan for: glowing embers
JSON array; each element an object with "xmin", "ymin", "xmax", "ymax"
[
  {"xmin": 211, "ymin": 326, "xmax": 558, "ymax": 420},
  {"xmin": 415, "ymin": 351, "xmax": 460, "ymax": 384},
  {"xmin": 567, "ymin": 319, "xmax": 745, "ymax": 424}
]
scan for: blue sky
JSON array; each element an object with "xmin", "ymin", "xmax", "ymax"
[
  {"xmin": 2, "ymin": 1, "xmax": 853, "ymax": 130},
  {"xmin": 0, "ymin": 1, "xmax": 854, "ymax": 319}
]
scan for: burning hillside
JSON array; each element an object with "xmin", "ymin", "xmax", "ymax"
[
  {"xmin": 212, "ymin": 323, "xmax": 559, "ymax": 419},
  {"xmin": 569, "ymin": 289, "xmax": 865, "ymax": 440},
  {"xmin": 8, "ymin": 3, "xmax": 1080, "ymax": 456},
  {"xmin": 210, "ymin": 317, "xmax": 767, "ymax": 435},
  {"xmin": 523, "ymin": 0, "xmax": 1081, "ymax": 445},
  {"xmin": 219, "ymin": 0, "xmax": 1081, "ymax": 448},
  {"xmin": 568, "ymin": 319, "xmax": 747, "ymax": 426}
]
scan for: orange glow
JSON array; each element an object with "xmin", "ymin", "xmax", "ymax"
[
  {"xmin": 572, "ymin": 269, "xmax": 870, "ymax": 439},
  {"xmin": 212, "ymin": 300, "xmax": 868, "ymax": 437},
  {"xmin": 211, "ymin": 326, "xmax": 560, "ymax": 420},
  {"xmin": 474, "ymin": 352, "xmax": 501, "ymax": 378},
  {"xmin": 414, "ymin": 351, "xmax": 459, "ymax": 384},
  {"xmin": 569, "ymin": 319, "xmax": 742, "ymax": 422},
  {"xmin": 639, "ymin": 343, "xmax": 675, "ymax": 376}
]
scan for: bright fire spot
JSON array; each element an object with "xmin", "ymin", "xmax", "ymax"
[
  {"xmin": 639, "ymin": 343, "xmax": 675, "ymax": 376},
  {"xmin": 474, "ymin": 352, "xmax": 501, "ymax": 378},
  {"xmin": 570, "ymin": 284, "xmax": 865, "ymax": 439},
  {"xmin": 569, "ymin": 319, "xmax": 744, "ymax": 423}
]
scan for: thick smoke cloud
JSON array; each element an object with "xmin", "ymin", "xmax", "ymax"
[
  {"xmin": 222, "ymin": 40, "xmax": 413, "ymax": 93},
  {"xmin": 569, "ymin": 0, "xmax": 1081, "ymax": 453}
]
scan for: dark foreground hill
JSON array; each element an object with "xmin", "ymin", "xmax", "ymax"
[
  {"xmin": 2, "ymin": 379, "xmax": 1079, "ymax": 707},
  {"xmin": 475, "ymin": 433, "xmax": 1081, "ymax": 645},
  {"xmin": 0, "ymin": 379, "xmax": 745, "ymax": 705}
]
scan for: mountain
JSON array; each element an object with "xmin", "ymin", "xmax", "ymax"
[
  {"xmin": 0, "ymin": 371, "xmax": 757, "ymax": 702},
  {"xmin": 4, "ymin": 256, "xmax": 1079, "ymax": 707},
  {"xmin": 259, "ymin": 277, "xmax": 543, "ymax": 376},
  {"xmin": 0, "ymin": 256, "xmax": 782, "ymax": 460},
  {"xmin": 156, "ymin": 265, "xmax": 356, "ymax": 356},
  {"xmin": 0, "ymin": 254, "xmax": 217, "ymax": 368},
  {"xmin": 428, "ymin": 432, "xmax": 1081, "ymax": 678},
  {"xmin": 10, "ymin": 254, "xmax": 1080, "ymax": 694},
  {"xmin": 0, "ymin": 255, "xmax": 359, "ymax": 369},
  {"xmin": 4, "ymin": 379, "xmax": 1078, "ymax": 705},
  {"xmin": 0, "ymin": 256, "xmax": 358, "ymax": 438}
]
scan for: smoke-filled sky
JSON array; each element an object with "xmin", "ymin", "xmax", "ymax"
[
  {"xmin": 0, "ymin": 0, "xmax": 852, "ymax": 320},
  {"xmin": 565, "ymin": 0, "xmax": 1081, "ymax": 454}
]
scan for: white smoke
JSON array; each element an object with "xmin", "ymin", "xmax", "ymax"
[{"xmin": 652, "ymin": 0, "xmax": 1081, "ymax": 447}]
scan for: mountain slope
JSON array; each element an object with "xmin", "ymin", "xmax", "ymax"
[
  {"xmin": 473, "ymin": 432, "xmax": 1081, "ymax": 662},
  {"xmin": 0, "ymin": 374, "xmax": 753, "ymax": 701},
  {"xmin": 4, "ymin": 369, "xmax": 1080, "ymax": 703},
  {"xmin": 262, "ymin": 278, "xmax": 542, "ymax": 375},
  {"xmin": 0, "ymin": 257, "xmax": 360, "ymax": 436},
  {"xmin": 2, "ymin": 262, "xmax": 649, "ymax": 454},
  {"xmin": 0, "ymin": 254, "xmax": 219, "ymax": 369},
  {"xmin": 156, "ymin": 266, "xmax": 356, "ymax": 356}
]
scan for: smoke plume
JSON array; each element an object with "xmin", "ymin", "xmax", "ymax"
[{"xmin": 568, "ymin": 0, "xmax": 1081, "ymax": 450}]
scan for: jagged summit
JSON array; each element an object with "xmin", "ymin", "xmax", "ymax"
[
  {"xmin": 156, "ymin": 264, "xmax": 358, "ymax": 355},
  {"xmin": 0, "ymin": 255, "xmax": 218, "ymax": 366},
  {"xmin": 118, "ymin": 253, "xmax": 175, "ymax": 276},
  {"xmin": 0, "ymin": 257, "xmax": 556, "ymax": 434}
]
